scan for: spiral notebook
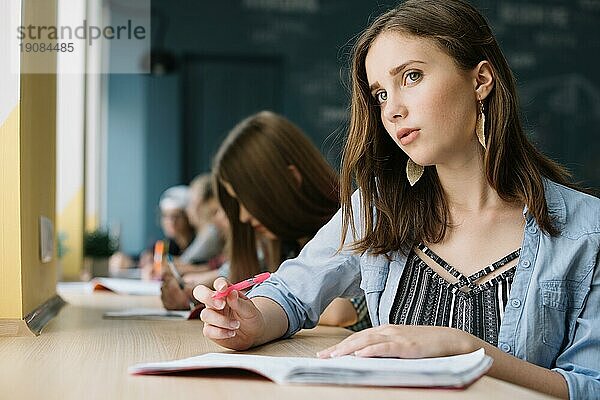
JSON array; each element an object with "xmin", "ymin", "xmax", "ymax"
[{"xmin": 129, "ymin": 348, "xmax": 492, "ymax": 388}]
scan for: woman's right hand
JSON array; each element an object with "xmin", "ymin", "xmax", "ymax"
[{"xmin": 193, "ymin": 277, "xmax": 265, "ymax": 350}]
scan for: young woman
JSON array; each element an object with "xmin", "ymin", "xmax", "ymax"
[
  {"xmin": 193, "ymin": 1, "xmax": 599, "ymax": 399},
  {"xmin": 161, "ymin": 200, "xmax": 229, "ymax": 310},
  {"xmin": 178, "ymin": 173, "xmax": 225, "ymax": 269},
  {"xmin": 160, "ymin": 174, "xmax": 227, "ymax": 309},
  {"xmin": 166, "ymin": 111, "xmax": 370, "ymax": 330}
]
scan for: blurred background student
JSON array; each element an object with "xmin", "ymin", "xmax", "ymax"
[
  {"xmin": 162, "ymin": 111, "xmax": 370, "ymax": 331},
  {"xmin": 175, "ymin": 173, "xmax": 226, "ymax": 272},
  {"xmin": 161, "ymin": 202, "xmax": 230, "ymax": 309},
  {"xmin": 109, "ymin": 185, "xmax": 195, "ymax": 278}
]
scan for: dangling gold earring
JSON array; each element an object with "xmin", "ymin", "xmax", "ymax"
[
  {"xmin": 476, "ymin": 100, "xmax": 486, "ymax": 149},
  {"xmin": 406, "ymin": 158, "xmax": 424, "ymax": 186}
]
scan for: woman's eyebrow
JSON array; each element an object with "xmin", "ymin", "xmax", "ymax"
[{"xmin": 369, "ymin": 60, "xmax": 426, "ymax": 92}]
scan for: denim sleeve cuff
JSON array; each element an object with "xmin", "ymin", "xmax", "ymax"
[
  {"xmin": 247, "ymin": 283, "xmax": 305, "ymax": 339},
  {"xmin": 553, "ymin": 367, "xmax": 600, "ymax": 400}
]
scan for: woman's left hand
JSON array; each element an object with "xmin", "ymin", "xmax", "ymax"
[
  {"xmin": 161, "ymin": 276, "xmax": 193, "ymax": 310},
  {"xmin": 317, "ymin": 324, "xmax": 478, "ymax": 359}
]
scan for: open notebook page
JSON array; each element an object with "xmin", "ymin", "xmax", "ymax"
[
  {"xmin": 103, "ymin": 308, "xmax": 190, "ymax": 320},
  {"xmin": 92, "ymin": 278, "xmax": 161, "ymax": 296},
  {"xmin": 129, "ymin": 349, "xmax": 492, "ymax": 388}
]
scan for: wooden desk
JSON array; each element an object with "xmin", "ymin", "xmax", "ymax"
[{"xmin": 0, "ymin": 291, "xmax": 557, "ymax": 399}]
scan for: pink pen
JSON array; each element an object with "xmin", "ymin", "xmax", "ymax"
[{"xmin": 212, "ymin": 272, "xmax": 271, "ymax": 300}]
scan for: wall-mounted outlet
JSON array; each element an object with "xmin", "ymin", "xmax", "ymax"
[{"xmin": 39, "ymin": 216, "xmax": 54, "ymax": 263}]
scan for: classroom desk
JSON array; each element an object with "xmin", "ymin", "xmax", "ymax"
[{"xmin": 0, "ymin": 291, "xmax": 558, "ymax": 400}]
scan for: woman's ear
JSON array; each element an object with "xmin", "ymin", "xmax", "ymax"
[
  {"xmin": 473, "ymin": 60, "xmax": 494, "ymax": 100},
  {"xmin": 287, "ymin": 165, "xmax": 303, "ymax": 188}
]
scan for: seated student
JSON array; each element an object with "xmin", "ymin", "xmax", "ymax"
[
  {"xmin": 164, "ymin": 111, "xmax": 370, "ymax": 331},
  {"xmin": 156, "ymin": 186, "xmax": 196, "ymax": 255},
  {"xmin": 109, "ymin": 185, "xmax": 195, "ymax": 278},
  {"xmin": 176, "ymin": 173, "xmax": 226, "ymax": 272},
  {"xmin": 193, "ymin": 2, "xmax": 600, "ymax": 399},
  {"xmin": 161, "ymin": 204, "xmax": 230, "ymax": 310}
]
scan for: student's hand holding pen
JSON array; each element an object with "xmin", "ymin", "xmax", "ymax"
[
  {"xmin": 160, "ymin": 275, "xmax": 194, "ymax": 310},
  {"xmin": 193, "ymin": 277, "xmax": 264, "ymax": 350},
  {"xmin": 193, "ymin": 276, "xmax": 288, "ymax": 351}
]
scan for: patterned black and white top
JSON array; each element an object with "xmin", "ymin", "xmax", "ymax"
[{"xmin": 389, "ymin": 243, "xmax": 521, "ymax": 346}]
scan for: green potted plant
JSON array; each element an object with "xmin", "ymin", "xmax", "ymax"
[{"xmin": 83, "ymin": 229, "xmax": 118, "ymax": 278}]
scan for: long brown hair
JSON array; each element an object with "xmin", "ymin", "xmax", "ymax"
[
  {"xmin": 188, "ymin": 173, "xmax": 215, "ymax": 230},
  {"xmin": 190, "ymin": 173, "xmax": 214, "ymax": 203},
  {"xmin": 341, "ymin": 0, "xmax": 573, "ymax": 256},
  {"xmin": 213, "ymin": 111, "xmax": 340, "ymax": 282}
]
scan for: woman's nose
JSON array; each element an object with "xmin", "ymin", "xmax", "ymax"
[{"xmin": 382, "ymin": 92, "xmax": 407, "ymax": 123}]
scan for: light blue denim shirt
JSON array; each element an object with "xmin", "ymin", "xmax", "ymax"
[{"xmin": 249, "ymin": 179, "xmax": 600, "ymax": 399}]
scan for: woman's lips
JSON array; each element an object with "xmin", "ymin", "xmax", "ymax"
[{"xmin": 396, "ymin": 128, "xmax": 420, "ymax": 146}]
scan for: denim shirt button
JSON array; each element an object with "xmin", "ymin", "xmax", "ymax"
[
  {"xmin": 511, "ymin": 299, "xmax": 522, "ymax": 308},
  {"xmin": 499, "ymin": 343, "xmax": 511, "ymax": 352},
  {"xmin": 521, "ymin": 260, "xmax": 530, "ymax": 269},
  {"xmin": 527, "ymin": 226, "xmax": 538, "ymax": 234}
]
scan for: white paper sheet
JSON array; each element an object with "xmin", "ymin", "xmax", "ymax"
[
  {"xmin": 103, "ymin": 308, "xmax": 190, "ymax": 320},
  {"xmin": 129, "ymin": 349, "xmax": 492, "ymax": 388},
  {"xmin": 92, "ymin": 278, "xmax": 161, "ymax": 296}
]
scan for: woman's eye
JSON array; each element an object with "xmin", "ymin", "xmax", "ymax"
[
  {"xmin": 375, "ymin": 90, "xmax": 388, "ymax": 104},
  {"xmin": 405, "ymin": 71, "xmax": 422, "ymax": 85}
]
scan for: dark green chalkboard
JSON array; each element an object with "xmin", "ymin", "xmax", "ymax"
[
  {"xmin": 150, "ymin": 0, "xmax": 599, "ymax": 187},
  {"xmin": 475, "ymin": 0, "xmax": 600, "ymax": 189}
]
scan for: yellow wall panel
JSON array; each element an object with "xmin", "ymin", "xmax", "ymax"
[
  {"xmin": 0, "ymin": 105, "xmax": 23, "ymax": 319},
  {"xmin": 57, "ymin": 187, "xmax": 84, "ymax": 280},
  {"xmin": 19, "ymin": 71, "xmax": 58, "ymax": 316},
  {"xmin": 0, "ymin": 0, "xmax": 58, "ymax": 321}
]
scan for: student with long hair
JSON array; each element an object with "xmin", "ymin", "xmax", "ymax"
[
  {"xmin": 161, "ymin": 175, "xmax": 227, "ymax": 310},
  {"xmin": 166, "ymin": 111, "xmax": 370, "ymax": 329},
  {"xmin": 214, "ymin": 111, "xmax": 370, "ymax": 329},
  {"xmin": 178, "ymin": 173, "xmax": 225, "ymax": 269},
  {"xmin": 161, "ymin": 202, "xmax": 229, "ymax": 310},
  {"xmin": 194, "ymin": 1, "xmax": 600, "ymax": 398}
]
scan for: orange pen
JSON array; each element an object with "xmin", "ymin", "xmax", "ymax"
[{"xmin": 153, "ymin": 240, "xmax": 165, "ymax": 278}]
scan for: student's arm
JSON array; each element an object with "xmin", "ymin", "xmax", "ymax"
[
  {"xmin": 176, "ymin": 262, "xmax": 212, "ymax": 275},
  {"xmin": 319, "ymin": 298, "xmax": 358, "ymax": 327},
  {"xmin": 183, "ymin": 262, "xmax": 229, "ymax": 288},
  {"xmin": 246, "ymin": 193, "xmax": 365, "ymax": 338},
  {"xmin": 194, "ymin": 191, "xmax": 365, "ymax": 348},
  {"xmin": 320, "ymin": 296, "xmax": 371, "ymax": 330},
  {"xmin": 184, "ymin": 269, "xmax": 220, "ymax": 288},
  {"xmin": 179, "ymin": 225, "xmax": 223, "ymax": 264},
  {"xmin": 475, "ymin": 339, "xmax": 568, "ymax": 399},
  {"xmin": 317, "ymin": 324, "xmax": 568, "ymax": 399},
  {"xmin": 550, "ymin": 250, "xmax": 600, "ymax": 399}
]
